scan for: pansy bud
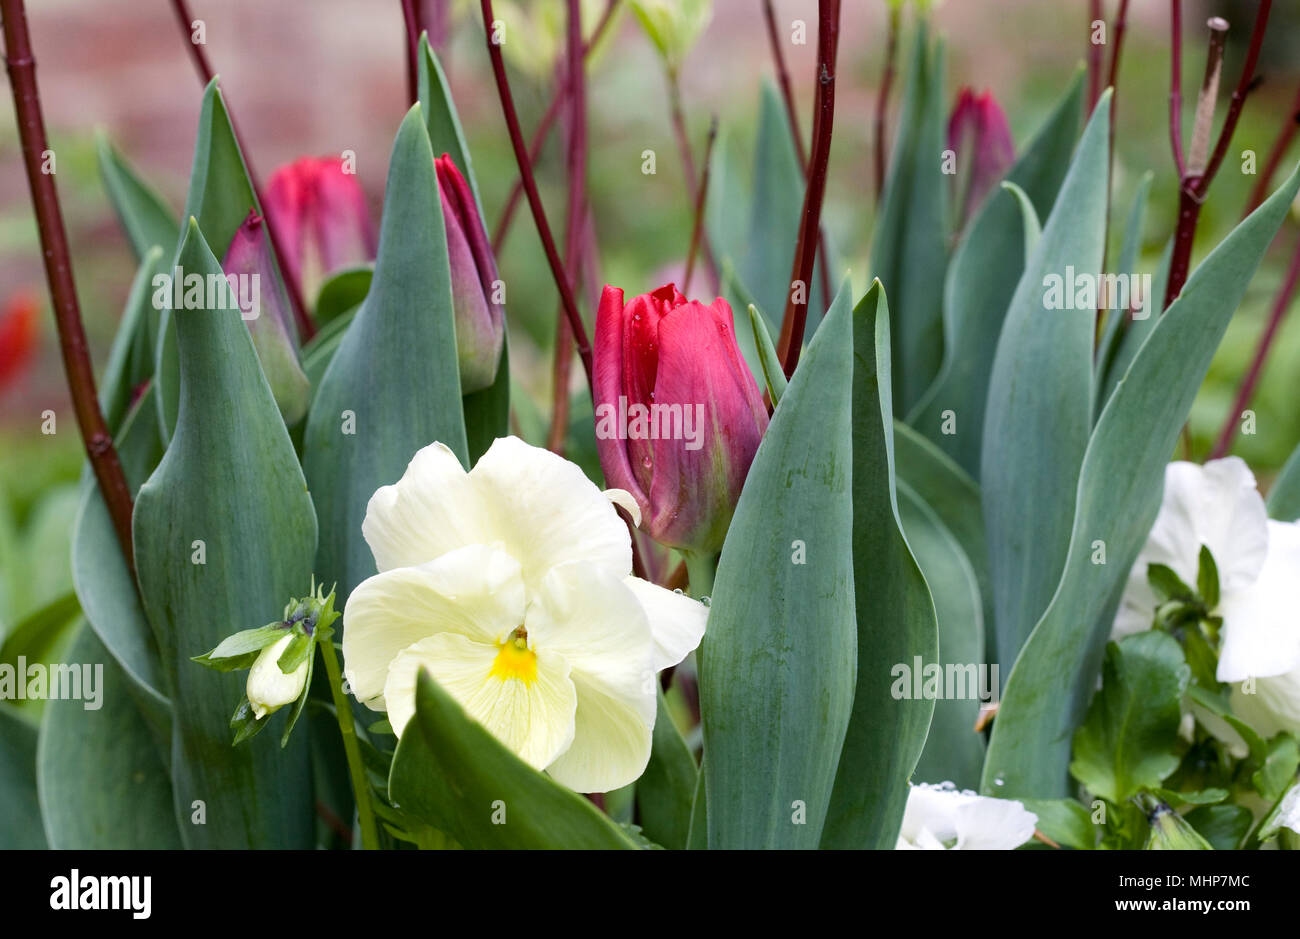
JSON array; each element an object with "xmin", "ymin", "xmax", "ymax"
[
  {"xmin": 948, "ymin": 87, "xmax": 1015, "ymax": 229},
  {"xmin": 1141, "ymin": 796, "xmax": 1212, "ymax": 850},
  {"xmin": 593, "ymin": 283, "xmax": 768, "ymax": 555},
  {"xmin": 246, "ymin": 633, "xmax": 309, "ymax": 719},
  {"xmin": 222, "ymin": 210, "xmax": 311, "ymax": 424},
  {"xmin": 264, "ymin": 156, "xmax": 377, "ymax": 303},
  {"xmin": 435, "ymin": 155, "xmax": 505, "ymax": 394}
]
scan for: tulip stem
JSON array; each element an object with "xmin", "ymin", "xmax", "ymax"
[
  {"xmin": 480, "ymin": 0, "xmax": 593, "ymax": 389},
  {"xmin": 777, "ymin": 0, "xmax": 841, "ymax": 378},
  {"xmin": 1, "ymin": 0, "xmax": 136, "ymax": 573},
  {"xmin": 1163, "ymin": 1, "xmax": 1272, "ymax": 309},
  {"xmin": 318, "ymin": 638, "xmax": 380, "ymax": 850},
  {"xmin": 683, "ymin": 551, "xmax": 717, "ymax": 600},
  {"xmin": 168, "ymin": 0, "xmax": 317, "ymax": 341}
]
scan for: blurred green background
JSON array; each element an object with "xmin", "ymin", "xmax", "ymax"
[{"xmin": 2, "ymin": 0, "xmax": 1300, "ymax": 636}]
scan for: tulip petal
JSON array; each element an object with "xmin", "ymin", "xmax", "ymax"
[
  {"xmin": 342, "ymin": 545, "xmax": 525, "ymax": 708},
  {"xmin": 384, "ymin": 632, "xmax": 577, "ymax": 772},
  {"xmin": 593, "ymin": 285, "xmax": 649, "ymax": 515},
  {"xmin": 472, "ymin": 436, "xmax": 634, "ymax": 588},
  {"xmin": 526, "ymin": 561, "xmax": 657, "ymax": 792},
  {"xmin": 361, "ymin": 441, "xmax": 489, "ymax": 572},
  {"xmin": 1217, "ymin": 520, "xmax": 1300, "ymax": 682},
  {"xmin": 622, "ymin": 575, "xmax": 708, "ymax": 671}
]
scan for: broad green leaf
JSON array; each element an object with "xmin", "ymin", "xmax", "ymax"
[
  {"xmin": 1095, "ymin": 171, "xmax": 1154, "ymax": 410},
  {"xmin": 96, "ymin": 133, "xmax": 179, "ymax": 263},
  {"xmin": 898, "ymin": 481, "xmax": 986, "ymax": 791},
  {"xmin": 0, "ymin": 594, "xmax": 81, "ymax": 722},
  {"xmin": 388, "ymin": 670, "xmax": 638, "ymax": 849},
  {"xmin": 72, "ymin": 386, "xmax": 170, "ymax": 742},
  {"xmin": 686, "ymin": 757, "xmax": 707, "ymax": 849},
  {"xmin": 133, "ymin": 219, "xmax": 316, "ymax": 848},
  {"xmin": 635, "ymin": 689, "xmax": 697, "ymax": 850},
  {"xmin": 981, "ymin": 93, "xmax": 1110, "ymax": 671},
  {"xmin": 1268, "ymin": 439, "xmax": 1300, "ymax": 521},
  {"xmin": 313, "ymin": 265, "xmax": 372, "ymax": 326},
  {"xmin": 699, "ymin": 281, "xmax": 857, "ymax": 849},
  {"xmin": 100, "ymin": 246, "xmax": 167, "ymax": 433},
  {"xmin": 463, "ymin": 337, "xmax": 511, "ymax": 466},
  {"xmin": 747, "ymin": 302, "xmax": 787, "ymax": 405},
  {"xmin": 303, "ymin": 106, "xmax": 468, "ymax": 602},
  {"xmin": 1021, "ymin": 798, "xmax": 1095, "ymax": 849},
  {"xmin": 1000, "ymin": 181, "xmax": 1042, "ymax": 264},
  {"xmin": 0, "ymin": 706, "xmax": 45, "ymax": 848},
  {"xmin": 1098, "ymin": 237, "xmax": 1172, "ymax": 408},
  {"xmin": 909, "ymin": 69, "xmax": 1083, "ymax": 478},
  {"xmin": 1069, "ymin": 632, "xmax": 1189, "ymax": 803},
  {"xmin": 1185, "ymin": 804, "xmax": 1252, "ymax": 850},
  {"xmin": 982, "ymin": 164, "xmax": 1300, "ymax": 799},
  {"xmin": 36, "ymin": 626, "xmax": 181, "ymax": 848},
  {"xmin": 893, "ymin": 420, "xmax": 994, "ymax": 665},
  {"xmin": 301, "ymin": 307, "xmax": 357, "ymax": 389},
  {"xmin": 822, "ymin": 282, "xmax": 938, "ymax": 848},
  {"xmin": 873, "ymin": 23, "xmax": 947, "ymax": 413}
]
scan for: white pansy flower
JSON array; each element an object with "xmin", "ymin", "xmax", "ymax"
[
  {"xmin": 895, "ymin": 782, "xmax": 1037, "ymax": 850},
  {"xmin": 246, "ymin": 634, "xmax": 309, "ymax": 719},
  {"xmin": 1112, "ymin": 458, "xmax": 1300, "ymax": 740},
  {"xmin": 342, "ymin": 436, "xmax": 708, "ymax": 793}
]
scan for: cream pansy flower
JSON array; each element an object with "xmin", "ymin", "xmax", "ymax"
[
  {"xmin": 895, "ymin": 782, "xmax": 1037, "ymax": 850},
  {"xmin": 342, "ymin": 436, "xmax": 708, "ymax": 793},
  {"xmin": 1112, "ymin": 458, "xmax": 1300, "ymax": 740}
]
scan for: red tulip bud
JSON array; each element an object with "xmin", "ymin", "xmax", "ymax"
[
  {"xmin": 435, "ymin": 154, "xmax": 505, "ymax": 394},
  {"xmin": 0, "ymin": 289, "xmax": 39, "ymax": 392},
  {"xmin": 948, "ymin": 88, "xmax": 1015, "ymax": 229},
  {"xmin": 264, "ymin": 156, "xmax": 377, "ymax": 303},
  {"xmin": 594, "ymin": 284, "xmax": 769, "ymax": 555}
]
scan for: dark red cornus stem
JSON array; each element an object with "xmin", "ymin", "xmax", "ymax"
[
  {"xmin": 1087, "ymin": 0, "xmax": 1103, "ymax": 111},
  {"xmin": 1, "ymin": 0, "xmax": 135, "ymax": 571},
  {"xmin": 873, "ymin": 2, "xmax": 900, "ymax": 199},
  {"xmin": 1164, "ymin": 2, "xmax": 1271, "ymax": 310},
  {"xmin": 1169, "ymin": 0, "xmax": 1186, "ymax": 178},
  {"xmin": 168, "ymin": 0, "xmax": 316, "ymax": 340},
  {"xmin": 400, "ymin": 0, "xmax": 419, "ymax": 105},
  {"xmin": 480, "ymin": 0, "xmax": 593, "ymax": 388},
  {"xmin": 491, "ymin": 0, "xmax": 619, "ymax": 256},
  {"xmin": 763, "ymin": 0, "xmax": 806, "ymax": 174},
  {"xmin": 683, "ymin": 117, "xmax": 718, "ymax": 297},
  {"xmin": 778, "ymin": 0, "xmax": 840, "ymax": 378},
  {"xmin": 1210, "ymin": 230, "xmax": 1300, "ymax": 459}
]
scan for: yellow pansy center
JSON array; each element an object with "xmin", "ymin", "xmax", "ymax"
[{"xmin": 489, "ymin": 626, "xmax": 538, "ymax": 684}]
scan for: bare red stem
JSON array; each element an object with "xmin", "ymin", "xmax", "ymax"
[
  {"xmin": 1088, "ymin": 0, "xmax": 1103, "ymax": 111},
  {"xmin": 1, "ymin": 0, "xmax": 135, "ymax": 570},
  {"xmin": 763, "ymin": 0, "xmax": 807, "ymax": 174},
  {"xmin": 401, "ymin": 0, "xmax": 419, "ymax": 105},
  {"xmin": 777, "ymin": 0, "xmax": 840, "ymax": 377},
  {"xmin": 1243, "ymin": 82, "xmax": 1300, "ymax": 217},
  {"xmin": 873, "ymin": 3, "xmax": 900, "ymax": 199},
  {"xmin": 683, "ymin": 117, "xmax": 719, "ymax": 297}
]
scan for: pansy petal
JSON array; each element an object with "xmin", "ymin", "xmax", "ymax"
[
  {"xmin": 605, "ymin": 488, "xmax": 642, "ymax": 527},
  {"xmin": 544, "ymin": 678, "xmax": 655, "ymax": 793},
  {"xmin": 953, "ymin": 795, "xmax": 1037, "ymax": 850},
  {"xmin": 1217, "ymin": 520, "xmax": 1300, "ymax": 683},
  {"xmin": 622, "ymin": 575, "xmax": 708, "ymax": 671},
  {"xmin": 1230, "ymin": 669, "xmax": 1300, "ymax": 739},
  {"xmin": 361, "ymin": 442, "xmax": 489, "ymax": 572},
  {"xmin": 384, "ymin": 632, "xmax": 577, "ymax": 772},
  {"xmin": 471, "ymin": 436, "xmax": 633, "ymax": 589},
  {"xmin": 342, "ymin": 544, "xmax": 525, "ymax": 709}
]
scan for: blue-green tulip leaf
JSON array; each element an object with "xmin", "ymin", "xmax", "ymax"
[
  {"xmin": 303, "ymin": 105, "xmax": 467, "ymax": 602},
  {"xmin": 96, "ymin": 133, "xmax": 179, "ymax": 264},
  {"xmin": 982, "ymin": 163, "xmax": 1300, "ymax": 800},
  {"xmin": 699, "ymin": 281, "xmax": 857, "ymax": 848},
  {"xmin": 36, "ymin": 626, "xmax": 181, "ymax": 848},
  {"xmin": 1267, "ymin": 440, "xmax": 1300, "ymax": 522},
  {"xmin": 635, "ymin": 689, "xmax": 697, "ymax": 850},
  {"xmin": 981, "ymin": 92, "xmax": 1110, "ymax": 671},
  {"xmin": 821, "ymin": 281, "xmax": 938, "ymax": 849},
  {"xmin": 133, "ymin": 218, "xmax": 316, "ymax": 848},
  {"xmin": 0, "ymin": 706, "xmax": 45, "ymax": 848}
]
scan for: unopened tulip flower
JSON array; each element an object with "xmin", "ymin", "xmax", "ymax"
[
  {"xmin": 247, "ymin": 634, "xmax": 310, "ymax": 720},
  {"xmin": 948, "ymin": 87, "xmax": 1015, "ymax": 229},
  {"xmin": 343, "ymin": 436, "xmax": 708, "ymax": 793},
  {"xmin": 434, "ymin": 155, "xmax": 505, "ymax": 394},
  {"xmin": 0, "ymin": 289, "xmax": 39, "ymax": 392},
  {"xmin": 223, "ymin": 211, "xmax": 311, "ymax": 424},
  {"xmin": 263, "ymin": 156, "xmax": 377, "ymax": 303},
  {"xmin": 593, "ymin": 284, "xmax": 768, "ymax": 556},
  {"xmin": 895, "ymin": 782, "xmax": 1038, "ymax": 850}
]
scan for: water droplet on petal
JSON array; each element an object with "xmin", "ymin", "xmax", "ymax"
[
  {"xmin": 992, "ymin": 775, "xmax": 1005, "ymax": 788},
  {"xmin": 673, "ymin": 588, "xmax": 684, "ymax": 595},
  {"xmin": 641, "ymin": 457, "xmax": 652, "ymax": 470}
]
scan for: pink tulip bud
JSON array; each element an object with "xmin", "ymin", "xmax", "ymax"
[
  {"xmin": 222, "ymin": 210, "xmax": 311, "ymax": 424},
  {"xmin": 435, "ymin": 154, "xmax": 505, "ymax": 394},
  {"xmin": 594, "ymin": 283, "xmax": 769, "ymax": 555},
  {"xmin": 948, "ymin": 88, "xmax": 1015, "ymax": 229},
  {"xmin": 263, "ymin": 157, "xmax": 377, "ymax": 304}
]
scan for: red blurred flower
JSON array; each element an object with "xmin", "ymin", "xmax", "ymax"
[
  {"xmin": 594, "ymin": 284, "xmax": 769, "ymax": 555},
  {"xmin": 263, "ymin": 156, "xmax": 377, "ymax": 304},
  {"xmin": 435, "ymin": 154, "xmax": 505, "ymax": 394},
  {"xmin": 948, "ymin": 88, "xmax": 1015, "ymax": 229},
  {"xmin": 0, "ymin": 290, "xmax": 40, "ymax": 392}
]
